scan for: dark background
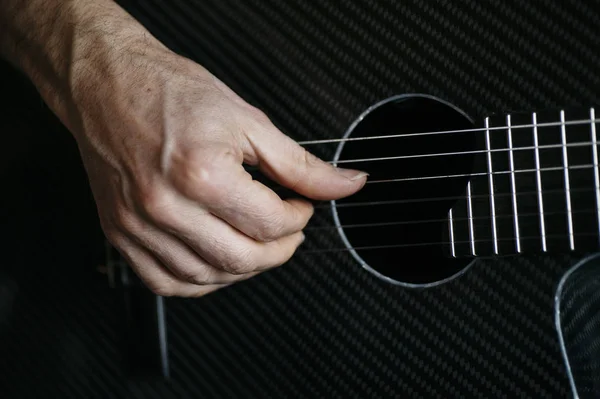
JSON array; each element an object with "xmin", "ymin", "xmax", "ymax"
[{"xmin": 1, "ymin": 0, "xmax": 599, "ymax": 397}]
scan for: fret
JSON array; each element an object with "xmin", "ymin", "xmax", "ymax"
[
  {"xmin": 560, "ymin": 110, "xmax": 575, "ymax": 250},
  {"xmin": 532, "ymin": 112, "xmax": 547, "ymax": 251},
  {"xmin": 486, "ymin": 114, "xmax": 517, "ymax": 255},
  {"xmin": 484, "ymin": 117, "xmax": 499, "ymax": 254},
  {"xmin": 590, "ymin": 107, "xmax": 600, "ymax": 241},
  {"xmin": 505, "ymin": 112, "xmax": 541, "ymax": 254},
  {"xmin": 448, "ymin": 209, "xmax": 456, "ymax": 257},
  {"xmin": 534, "ymin": 108, "xmax": 597, "ymax": 252},
  {"xmin": 535, "ymin": 110, "xmax": 571, "ymax": 252},
  {"xmin": 560, "ymin": 108, "xmax": 599, "ymax": 251},
  {"xmin": 506, "ymin": 115, "xmax": 522, "ymax": 253},
  {"xmin": 467, "ymin": 181, "xmax": 476, "ymax": 255},
  {"xmin": 460, "ymin": 128, "xmax": 494, "ymax": 257},
  {"xmin": 441, "ymin": 106, "xmax": 600, "ymax": 259},
  {"xmin": 327, "ymin": 103, "xmax": 600, "ymax": 262},
  {"xmin": 446, "ymin": 181, "xmax": 474, "ymax": 258}
]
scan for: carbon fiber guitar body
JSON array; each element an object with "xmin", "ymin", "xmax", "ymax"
[{"xmin": 2, "ymin": 1, "xmax": 600, "ymax": 397}]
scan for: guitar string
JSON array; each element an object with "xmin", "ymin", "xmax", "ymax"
[
  {"xmin": 244, "ymin": 117, "xmax": 598, "ymax": 172},
  {"xmin": 261, "ymin": 148, "xmax": 599, "ymax": 189},
  {"xmin": 296, "ymin": 232, "xmax": 599, "ymax": 255},
  {"xmin": 313, "ymin": 187, "xmax": 592, "ymax": 209},
  {"xmin": 244, "ymin": 125, "xmax": 600, "ymax": 171},
  {"xmin": 297, "ymin": 117, "xmax": 600, "ymax": 145},
  {"xmin": 365, "ymin": 163, "xmax": 597, "ymax": 184},
  {"xmin": 262, "ymin": 163, "xmax": 598, "ymax": 188},
  {"xmin": 281, "ymin": 115, "xmax": 597, "ymax": 252},
  {"xmin": 303, "ymin": 208, "xmax": 598, "ymax": 231},
  {"xmin": 292, "ymin": 116, "xmax": 600, "ymax": 254},
  {"xmin": 331, "ymin": 140, "xmax": 597, "ymax": 165}
]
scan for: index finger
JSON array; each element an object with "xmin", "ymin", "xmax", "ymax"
[{"xmin": 173, "ymin": 155, "xmax": 314, "ymax": 242}]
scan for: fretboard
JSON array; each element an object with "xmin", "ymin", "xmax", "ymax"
[{"xmin": 445, "ymin": 107, "xmax": 600, "ymax": 258}]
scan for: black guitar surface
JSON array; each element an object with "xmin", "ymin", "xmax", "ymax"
[{"xmin": 2, "ymin": 0, "xmax": 600, "ymax": 397}]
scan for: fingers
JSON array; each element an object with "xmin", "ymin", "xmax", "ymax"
[
  {"xmin": 169, "ymin": 148, "xmax": 315, "ymax": 242},
  {"xmin": 111, "ymin": 232, "xmax": 228, "ymax": 297},
  {"xmin": 132, "ymin": 192, "xmax": 306, "ymax": 275},
  {"xmin": 120, "ymin": 217, "xmax": 259, "ymax": 285},
  {"xmin": 211, "ymin": 177, "xmax": 315, "ymax": 242},
  {"xmin": 244, "ymin": 123, "xmax": 369, "ymax": 201},
  {"xmin": 171, "ymin": 209, "xmax": 306, "ymax": 275}
]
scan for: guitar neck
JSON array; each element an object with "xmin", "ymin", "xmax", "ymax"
[{"xmin": 447, "ymin": 107, "xmax": 600, "ymax": 258}]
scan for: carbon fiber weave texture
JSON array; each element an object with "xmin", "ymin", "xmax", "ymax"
[
  {"xmin": 556, "ymin": 254, "xmax": 600, "ymax": 397},
  {"xmin": 2, "ymin": 0, "xmax": 600, "ymax": 397}
]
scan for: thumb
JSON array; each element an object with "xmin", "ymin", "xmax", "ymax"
[{"xmin": 245, "ymin": 125, "xmax": 368, "ymax": 201}]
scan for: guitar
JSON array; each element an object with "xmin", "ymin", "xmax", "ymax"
[
  {"xmin": 292, "ymin": 93, "xmax": 600, "ymax": 288},
  {"xmin": 113, "ymin": 92, "xmax": 600, "ymax": 388},
  {"xmin": 45, "ymin": 1, "xmax": 595, "ymax": 397}
]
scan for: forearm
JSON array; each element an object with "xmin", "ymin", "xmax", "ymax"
[{"xmin": 0, "ymin": 0, "xmax": 162, "ymax": 131}]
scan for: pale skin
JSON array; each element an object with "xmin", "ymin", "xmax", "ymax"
[{"xmin": 0, "ymin": 0, "xmax": 367, "ymax": 297}]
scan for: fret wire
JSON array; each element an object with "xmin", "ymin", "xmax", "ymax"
[
  {"xmin": 532, "ymin": 112, "xmax": 547, "ymax": 252},
  {"xmin": 507, "ymin": 115, "xmax": 522, "ymax": 253},
  {"xmin": 485, "ymin": 117, "xmax": 499, "ymax": 254},
  {"xmin": 590, "ymin": 107, "xmax": 600, "ymax": 244},
  {"xmin": 560, "ymin": 110, "xmax": 575, "ymax": 250},
  {"xmin": 467, "ymin": 181, "xmax": 476, "ymax": 255},
  {"xmin": 298, "ymin": 118, "xmax": 600, "ymax": 146},
  {"xmin": 448, "ymin": 209, "xmax": 456, "ymax": 257}
]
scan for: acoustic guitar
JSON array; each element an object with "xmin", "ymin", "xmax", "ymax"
[
  {"xmin": 4, "ymin": 0, "xmax": 600, "ymax": 398},
  {"xmin": 111, "ymin": 91, "xmax": 600, "ymax": 396},
  {"xmin": 298, "ymin": 94, "xmax": 600, "ymax": 287}
]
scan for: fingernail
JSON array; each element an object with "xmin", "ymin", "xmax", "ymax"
[{"xmin": 336, "ymin": 168, "xmax": 369, "ymax": 181}]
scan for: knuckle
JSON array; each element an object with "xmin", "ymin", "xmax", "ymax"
[
  {"xmin": 172, "ymin": 152, "xmax": 222, "ymax": 199},
  {"xmin": 183, "ymin": 161, "xmax": 213, "ymax": 189},
  {"xmin": 283, "ymin": 148, "xmax": 314, "ymax": 191},
  {"xmin": 249, "ymin": 107, "xmax": 270, "ymax": 124},
  {"xmin": 302, "ymin": 148, "xmax": 323, "ymax": 168},
  {"xmin": 112, "ymin": 206, "xmax": 137, "ymax": 231},
  {"xmin": 178, "ymin": 267, "xmax": 213, "ymax": 285},
  {"xmin": 138, "ymin": 187, "xmax": 174, "ymax": 225},
  {"xmin": 219, "ymin": 247, "xmax": 255, "ymax": 274},
  {"xmin": 254, "ymin": 213, "xmax": 286, "ymax": 242}
]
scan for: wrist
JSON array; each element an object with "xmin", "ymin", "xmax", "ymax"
[
  {"xmin": 0, "ymin": 0, "xmax": 166, "ymax": 133},
  {"xmin": 66, "ymin": 23, "xmax": 165, "ymax": 116}
]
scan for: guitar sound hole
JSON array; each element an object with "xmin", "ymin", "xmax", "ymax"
[{"xmin": 332, "ymin": 94, "xmax": 477, "ymax": 287}]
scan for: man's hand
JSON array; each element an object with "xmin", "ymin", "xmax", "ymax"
[
  {"xmin": 0, "ymin": 0, "xmax": 367, "ymax": 296},
  {"xmin": 74, "ymin": 46, "xmax": 367, "ymax": 297}
]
